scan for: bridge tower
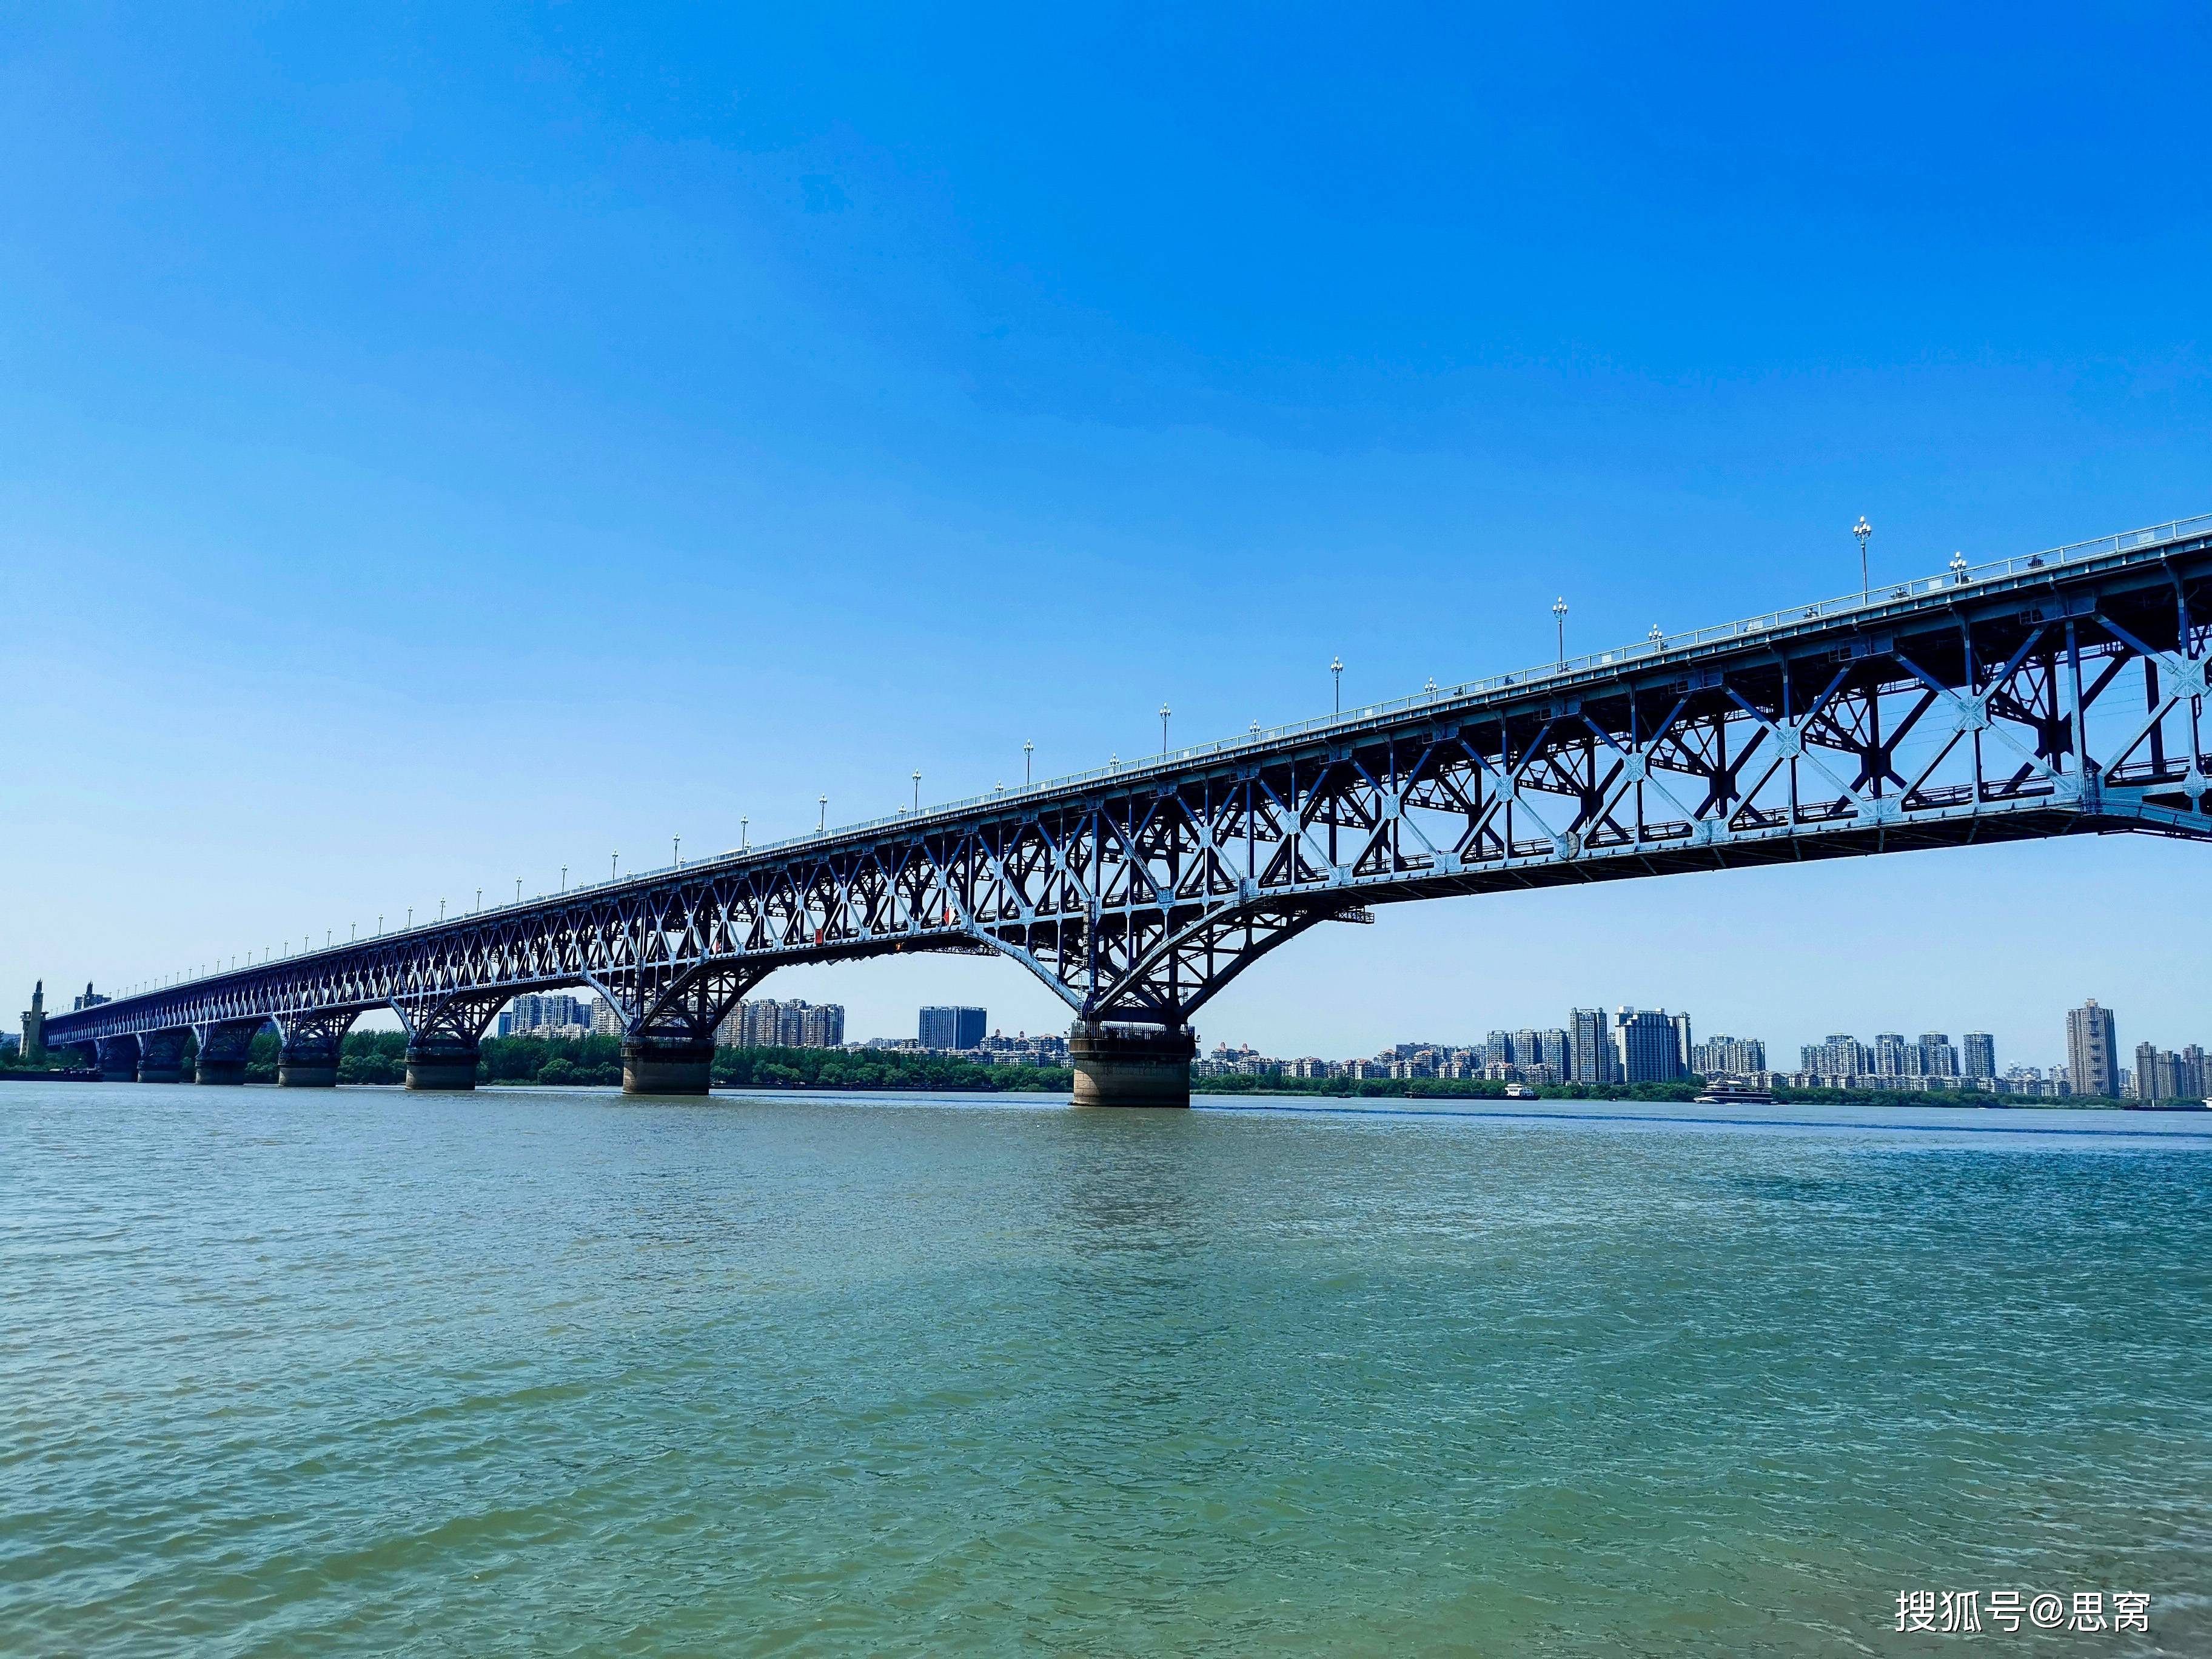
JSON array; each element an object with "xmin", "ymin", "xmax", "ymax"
[{"xmin": 19, "ymin": 980, "xmax": 44, "ymax": 1062}]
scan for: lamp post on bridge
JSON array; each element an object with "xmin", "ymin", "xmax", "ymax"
[
  {"xmin": 913, "ymin": 771, "xmax": 922, "ymax": 814},
  {"xmin": 673, "ymin": 835, "xmax": 682, "ymax": 869},
  {"xmin": 475, "ymin": 886, "xmax": 481, "ymax": 914},
  {"xmin": 1024, "ymin": 740, "xmax": 1034, "ymax": 788},
  {"xmin": 1553, "ymin": 597, "xmax": 1568, "ymax": 665},
  {"xmin": 1854, "ymin": 516, "xmax": 1872, "ymax": 602},
  {"xmin": 818, "ymin": 795, "xmax": 828, "ymax": 834},
  {"xmin": 1159, "ymin": 703, "xmax": 1171, "ymax": 755},
  {"xmin": 739, "ymin": 819, "xmax": 748, "ymax": 850},
  {"xmin": 611, "ymin": 853, "xmax": 618, "ymax": 882},
  {"xmin": 1331, "ymin": 657, "xmax": 1343, "ymax": 714}
]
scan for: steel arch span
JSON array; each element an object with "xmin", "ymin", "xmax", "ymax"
[{"xmin": 39, "ymin": 515, "xmax": 2212, "ymax": 1103}]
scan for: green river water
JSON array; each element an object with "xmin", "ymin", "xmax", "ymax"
[{"xmin": 5, "ymin": 1084, "xmax": 2208, "ymax": 1655}]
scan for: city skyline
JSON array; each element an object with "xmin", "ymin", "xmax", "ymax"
[{"xmin": 437, "ymin": 985, "xmax": 2195, "ymax": 1086}]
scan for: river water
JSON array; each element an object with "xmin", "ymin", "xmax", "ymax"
[{"xmin": 5, "ymin": 1084, "xmax": 2209, "ymax": 1655}]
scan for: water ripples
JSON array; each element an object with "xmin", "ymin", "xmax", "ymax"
[{"xmin": 4, "ymin": 1086, "xmax": 2208, "ymax": 1654}]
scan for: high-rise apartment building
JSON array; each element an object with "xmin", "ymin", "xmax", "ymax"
[
  {"xmin": 1614, "ymin": 1007, "xmax": 1684, "ymax": 1084},
  {"xmin": 919, "ymin": 1006, "xmax": 987, "ymax": 1051},
  {"xmin": 1962, "ymin": 1033, "xmax": 1996, "ymax": 1080},
  {"xmin": 1801, "ymin": 1034, "xmax": 1871, "ymax": 1080},
  {"xmin": 717, "ymin": 999, "xmax": 849, "ymax": 1050},
  {"xmin": 1917, "ymin": 1033, "xmax": 1959, "ymax": 1079},
  {"xmin": 2133, "ymin": 1042, "xmax": 2207, "ymax": 1102},
  {"xmin": 1691, "ymin": 1034, "xmax": 1767, "ymax": 1077},
  {"xmin": 2066, "ymin": 999, "xmax": 2120, "ymax": 1099},
  {"xmin": 1873, "ymin": 1033, "xmax": 1910, "ymax": 1077},
  {"xmin": 1670, "ymin": 1013, "xmax": 1692, "ymax": 1074},
  {"xmin": 1569, "ymin": 1008, "xmax": 1618, "ymax": 1085}
]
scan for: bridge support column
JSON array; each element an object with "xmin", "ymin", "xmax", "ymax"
[
  {"xmin": 95, "ymin": 1035, "xmax": 140, "ymax": 1082},
  {"xmin": 1069, "ymin": 1021, "xmax": 1196, "ymax": 1108},
  {"xmin": 192, "ymin": 1019, "xmax": 263, "ymax": 1085},
  {"xmin": 137, "ymin": 1029, "xmax": 187, "ymax": 1083},
  {"xmin": 404, "ymin": 1036, "xmax": 481, "ymax": 1091},
  {"xmin": 622, "ymin": 1035, "xmax": 715, "ymax": 1096},
  {"xmin": 192, "ymin": 1019, "xmax": 264, "ymax": 1085},
  {"xmin": 278, "ymin": 1037, "xmax": 341, "ymax": 1088},
  {"xmin": 275, "ymin": 1011, "xmax": 357, "ymax": 1088}
]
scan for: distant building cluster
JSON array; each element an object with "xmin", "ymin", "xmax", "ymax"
[
  {"xmin": 1185, "ymin": 996, "xmax": 2211, "ymax": 1104},
  {"xmin": 1795, "ymin": 1031, "xmax": 1985, "ymax": 1087},
  {"xmin": 716, "ymin": 999, "xmax": 846, "ymax": 1049},
  {"xmin": 858, "ymin": 1008, "xmax": 1067, "ymax": 1066},
  {"xmin": 1700, "ymin": 999, "xmax": 2198, "ymax": 1102},
  {"xmin": 1202, "ymin": 1007, "xmax": 1698, "ymax": 1084},
  {"xmin": 497, "ymin": 992, "xmax": 596, "ymax": 1039}
]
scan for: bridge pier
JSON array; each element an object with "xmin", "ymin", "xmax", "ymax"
[
  {"xmin": 276, "ymin": 1011, "xmax": 357, "ymax": 1088},
  {"xmin": 278, "ymin": 1037, "xmax": 341, "ymax": 1088},
  {"xmin": 1069, "ymin": 1021, "xmax": 1196, "ymax": 1108},
  {"xmin": 137, "ymin": 1029, "xmax": 187, "ymax": 1083},
  {"xmin": 193, "ymin": 1019, "xmax": 263, "ymax": 1085},
  {"xmin": 95, "ymin": 1034, "xmax": 140, "ymax": 1082},
  {"xmin": 622, "ymin": 1036, "xmax": 716, "ymax": 1096},
  {"xmin": 404, "ymin": 1036, "xmax": 481, "ymax": 1091}
]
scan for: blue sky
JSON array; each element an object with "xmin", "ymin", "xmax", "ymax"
[{"xmin": 5, "ymin": 4, "xmax": 2210, "ymax": 1067}]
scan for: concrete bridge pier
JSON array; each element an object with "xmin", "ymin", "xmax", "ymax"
[
  {"xmin": 275, "ymin": 1013, "xmax": 356, "ymax": 1088},
  {"xmin": 137, "ymin": 1029, "xmax": 187, "ymax": 1083},
  {"xmin": 278, "ymin": 1036, "xmax": 342, "ymax": 1088},
  {"xmin": 622, "ymin": 1035, "xmax": 716, "ymax": 1096},
  {"xmin": 404, "ymin": 1036, "xmax": 481, "ymax": 1091},
  {"xmin": 1069, "ymin": 1021, "xmax": 1196, "ymax": 1108},
  {"xmin": 192, "ymin": 1019, "xmax": 263, "ymax": 1085},
  {"xmin": 95, "ymin": 1034, "xmax": 140, "ymax": 1082}
]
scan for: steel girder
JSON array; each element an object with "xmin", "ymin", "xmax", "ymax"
[{"xmin": 44, "ymin": 529, "xmax": 2212, "ymax": 1051}]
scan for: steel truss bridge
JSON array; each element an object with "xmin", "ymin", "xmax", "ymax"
[{"xmin": 40, "ymin": 515, "xmax": 2212, "ymax": 1102}]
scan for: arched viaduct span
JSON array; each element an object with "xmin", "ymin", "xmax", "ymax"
[{"xmin": 41, "ymin": 516, "xmax": 2212, "ymax": 1105}]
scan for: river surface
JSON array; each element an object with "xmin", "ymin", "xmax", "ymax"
[{"xmin": 5, "ymin": 1084, "xmax": 2210, "ymax": 1655}]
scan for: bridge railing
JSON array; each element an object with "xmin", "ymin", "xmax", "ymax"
[{"xmin": 695, "ymin": 512, "xmax": 2212, "ymax": 860}]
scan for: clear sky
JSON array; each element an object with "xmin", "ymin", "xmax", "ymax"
[{"xmin": 5, "ymin": 5, "xmax": 2210, "ymax": 1068}]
